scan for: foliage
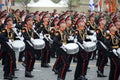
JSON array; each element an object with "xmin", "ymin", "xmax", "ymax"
[
  {"xmin": 51, "ymin": 0, "xmax": 60, "ymax": 3},
  {"xmin": 119, "ymin": 0, "xmax": 120, "ymax": 3}
]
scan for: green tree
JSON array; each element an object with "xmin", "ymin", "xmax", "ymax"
[{"xmin": 51, "ymin": 0, "xmax": 60, "ymax": 3}]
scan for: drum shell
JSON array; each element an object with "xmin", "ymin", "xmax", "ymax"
[
  {"xmin": 12, "ymin": 40, "xmax": 25, "ymax": 52},
  {"xmin": 64, "ymin": 43, "xmax": 79, "ymax": 54},
  {"xmin": 83, "ymin": 42, "xmax": 96, "ymax": 52},
  {"xmin": 32, "ymin": 39, "xmax": 45, "ymax": 50}
]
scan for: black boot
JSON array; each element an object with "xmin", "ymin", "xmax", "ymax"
[
  {"xmin": 25, "ymin": 71, "xmax": 34, "ymax": 78},
  {"xmin": 97, "ymin": 70, "xmax": 107, "ymax": 77},
  {"xmin": 52, "ymin": 68, "xmax": 59, "ymax": 74}
]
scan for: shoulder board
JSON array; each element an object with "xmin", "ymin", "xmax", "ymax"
[
  {"xmin": 21, "ymin": 28, "xmax": 26, "ymax": 33},
  {"xmin": 86, "ymin": 22, "xmax": 90, "ymax": 25},
  {"xmin": 40, "ymin": 24, "xmax": 44, "ymax": 27},
  {"xmin": 95, "ymin": 29, "xmax": 100, "ymax": 33},
  {"xmin": 13, "ymin": 17, "xmax": 16, "ymax": 20},
  {"xmin": 105, "ymin": 35, "xmax": 111, "ymax": 39},
  {"xmin": 2, "ymin": 29, "xmax": 6, "ymax": 33}
]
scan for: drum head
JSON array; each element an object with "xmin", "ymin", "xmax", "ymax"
[{"xmin": 12, "ymin": 40, "xmax": 25, "ymax": 48}]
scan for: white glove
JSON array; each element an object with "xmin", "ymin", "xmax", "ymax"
[
  {"xmin": 86, "ymin": 36, "xmax": 90, "ymax": 39},
  {"xmin": 18, "ymin": 32, "xmax": 22, "ymax": 36},
  {"xmin": 112, "ymin": 49, "xmax": 118, "ymax": 56},
  {"xmin": 39, "ymin": 33, "xmax": 44, "ymax": 39},
  {"xmin": 9, "ymin": 39, "xmax": 12, "ymax": 44},
  {"xmin": 60, "ymin": 44, "xmax": 67, "ymax": 52},
  {"xmin": 13, "ymin": 24, "xmax": 16, "ymax": 27},
  {"xmin": 74, "ymin": 38, "xmax": 78, "ymax": 43},
  {"xmin": 33, "ymin": 25, "xmax": 35, "ymax": 28},
  {"xmin": 83, "ymin": 41, "xmax": 86, "ymax": 44},
  {"xmin": 30, "ymin": 38, "xmax": 34, "ymax": 42},
  {"xmin": 93, "ymin": 32, "xmax": 96, "ymax": 36},
  {"xmin": 20, "ymin": 36, "xmax": 24, "ymax": 41},
  {"xmin": 113, "ymin": 49, "xmax": 117, "ymax": 53},
  {"xmin": 69, "ymin": 36, "xmax": 74, "ymax": 40},
  {"xmin": 106, "ymin": 30, "xmax": 110, "ymax": 34}
]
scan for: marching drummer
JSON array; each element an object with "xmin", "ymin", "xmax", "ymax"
[
  {"xmin": 0, "ymin": 16, "xmax": 18, "ymax": 79},
  {"xmin": 104, "ymin": 22, "xmax": 120, "ymax": 80},
  {"xmin": 86, "ymin": 13, "xmax": 97, "ymax": 60},
  {"xmin": 36, "ymin": 13, "xmax": 51, "ymax": 68},
  {"xmin": 86, "ymin": 13, "xmax": 97, "ymax": 31},
  {"xmin": 96, "ymin": 17, "xmax": 108, "ymax": 77},
  {"xmin": 115, "ymin": 18, "xmax": 120, "ymax": 39},
  {"xmin": 21, "ymin": 15, "xmax": 39, "ymax": 78},
  {"xmin": 74, "ymin": 17, "xmax": 91, "ymax": 80},
  {"xmin": 52, "ymin": 19, "xmax": 68, "ymax": 80}
]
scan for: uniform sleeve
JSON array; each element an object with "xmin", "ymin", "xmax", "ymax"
[
  {"xmin": 53, "ymin": 36, "xmax": 62, "ymax": 47},
  {"xmin": 96, "ymin": 29, "xmax": 103, "ymax": 41},
  {"xmin": 21, "ymin": 28, "xmax": 31, "ymax": 41},
  {"xmin": 0, "ymin": 29, "xmax": 9, "ymax": 42},
  {"xmin": 104, "ymin": 35, "xmax": 111, "ymax": 50}
]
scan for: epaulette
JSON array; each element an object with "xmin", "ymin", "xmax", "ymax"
[
  {"xmin": 105, "ymin": 34, "xmax": 111, "ymax": 39},
  {"xmin": 21, "ymin": 28, "xmax": 26, "ymax": 33},
  {"xmin": 95, "ymin": 29, "xmax": 100, "ymax": 34},
  {"xmin": 1, "ymin": 29, "xmax": 6, "ymax": 33},
  {"xmin": 87, "ymin": 22, "xmax": 90, "ymax": 25},
  {"xmin": 40, "ymin": 24, "xmax": 44, "ymax": 28},
  {"xmin": 13, "ymin": 17, "xmax": 16, "ymax": 21}
]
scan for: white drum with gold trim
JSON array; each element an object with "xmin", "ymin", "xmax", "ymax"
[
  {"xmin": 83, "ymin": 41, "xmax": 96, "ymax": 52},
  {"xmin": 64, "ymin": 43, "xmax": 79, "ymax": 54},
  {"xmin": 31, "ymin": 39, "xmax": 45, "ymax": 50},
  {"xmin": 12, "ymin": 40, "xmax": 25, "ymax": 52}
]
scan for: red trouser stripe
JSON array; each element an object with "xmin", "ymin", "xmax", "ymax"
[
  {"xmin": 8, "ymin": 52, "xmax": 12, "ymax": 75},
  {"xmin": 80, "ymin": 52, "xmax": 85, "ymax": 75},
  {"xmin": 99, "ymin": 51, "xmax": 104, "ymax": 71},
  {"xmin": 46, "ymin": 47, "xmax": 49, "ymax": 63},
  {"xmin": 53, "ymin": 56, "xmax": 60, "ymax": 68},
  {"xmin": 60, "ymin": 56, "xmax": 66, "ymax": 79},
  {"xmin": 111, "ymin": 58, "xmax": 118, "ymax": 80},
  {"xmin": 28, "ymin": 50, "xmax": 33, "ymax": 71}
]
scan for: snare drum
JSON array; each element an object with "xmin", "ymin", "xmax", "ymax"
[
  {"xmin": 83, "ymin": 41, "xmax": 96, "ymax": 52},
  {"xmin": 31, "ymin": 39, "xmax": 45, "ymax": 50},
  {"xmin": 64, "ymin": 43, "xmax": 79, "ymax": 54},
  {"xmin": 12, "ymin": 40, "xmax": 25, "ymax": 52}
]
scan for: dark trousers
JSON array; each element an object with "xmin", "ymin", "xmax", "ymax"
[
  {"xmin": 97, "ymin": 50, "xmax": 108, "ymax": 74},
  {"xmin": 67, "ymin": 54, "xmax": 73, "ymax": 70},
  {"xmin": 41, "ymin": 44, "xmax": 50, "ymax": 66},
  {"xmin": 74, "ymin": 51, "xmax": 89, "ymax": 79},
  {"xmin": 108, "ymin": 52, "xmax": 120, "ymax": 80},
  {"xmin": 2, "ymin": 45, "xmax": 15, "ymax": 77},
  {"xmin": 57, "ymin": 48, "xmax": 68, "ymax": 80},
  {"xmin": 25, "ymin": 45, "xmax": 35, "ymax": 72},
  {"xmin": 18, "ymin": 50, "xmax": 25, "ymax": 62}
]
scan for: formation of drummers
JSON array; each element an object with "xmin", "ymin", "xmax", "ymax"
[{"xmin": 0, "ymin": 9, "xmax": 120, "ymax": 80}]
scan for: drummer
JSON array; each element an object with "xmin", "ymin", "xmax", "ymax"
[
  {"xmin": 0, "ymin": 16, "xmax": 18, "ymax": 79},
  {"xmin": 36, "ymin": 13, "xmax": 51, "ymax": 68},
  {"xmin": 114, "ymin": 18, "xmax": 120, "ymax": 39},
  {"xmin": 52, "ymin": 19, "xmax": 68, "ymax": 80},
  {"xmin": 104, "ymin": 22, "xmax": 120, "ymax": 80},
  {"xmin": 74, "ymin": 17, "xmax": 91, "ymax": 80},
  {"xmin": 96, "ymin": 17, "xmax": 108, "ymax": 77},
  {"xmin": 86, "ymin": 13, "xmax": 97, "ymax": 60},
  {"xmin": 21, "ymin": 15, "xmax": 39, "ymax": 78}
]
